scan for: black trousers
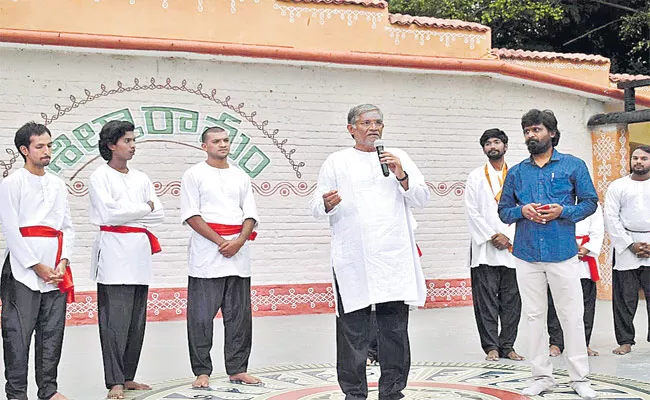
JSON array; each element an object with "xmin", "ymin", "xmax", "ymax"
[
  {"xmin": 336, "ymin": 289, "xmax": 410, "ymax": 400},
  {"xmin": 612, "ymin": 266, "xmax": 650, "ymax": 345},
  {"xmin": 187, "ymin": 276, "xmax": 252, "ymax": 377},
  {"xmin": 1, "ymin": 256, "xmax": 66, "ymax": 400},
  {"xmin": 547, "ymin": 278, "xmax": 597, "ymax": 350},
  {"xmin": 367, "ymin": 310, "xmax": 379, "ymax": 363},
  {"xmin": 97, "ymin": 283, "xmax": 148, "ymax": 389},
  {"xmin": 470, "ymin": 265, "xmax": 521, "ymax": 357}
]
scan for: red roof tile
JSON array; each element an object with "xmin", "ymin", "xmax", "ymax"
[
  {"xmin": 388, "ymin": 13, "xmax": 490, "ymax": 32},
  {"xmin": 492, "ymin": 48, "xmax": 609, "ymax": 64},
  {"xmin": 278, "ymin": 0, "xmax": 387, "ymax": 8},
  {"xmin": 609, "ymin": 73, "xmax": 650, "ymax": 83}
]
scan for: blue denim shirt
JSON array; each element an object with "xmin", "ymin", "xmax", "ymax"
[{"xmin": 498, "ymin": 150, "xmax": 598, "ymax": 262}]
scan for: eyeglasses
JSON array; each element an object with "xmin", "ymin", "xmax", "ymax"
[{"xmin": 356, "ymin": 120, "xmax": 384, "ymax": 128}]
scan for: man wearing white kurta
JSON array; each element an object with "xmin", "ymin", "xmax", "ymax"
[
  {"xmin": 464, "ymin": 129, "xmax": 523, "ymax": 362},
  {"xmin": 89, "ymin": 120, "xmax": 164, "ymax": 400},
  {"xmin": 548, "ymin": 204, "xmax": 604, "ymax": 357},
  {"xmin": 311, "ymin": 104, "xmax": 430, "ymax": 400},
  {"xmin": 180, "ymin": 127, "xmax": 260, "ymax": 389},
  {"xmin": 604, "ymin": 145, "xmax": 650, "ymax": 356},
  {"xmin": 0, "ymin": 122, "xmax": 74, "ymax": 400}
]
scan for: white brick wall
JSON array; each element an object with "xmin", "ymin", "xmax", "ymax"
[{"xmin": 0, "ymin": 45, "xmax": 605, "ymax": 290}]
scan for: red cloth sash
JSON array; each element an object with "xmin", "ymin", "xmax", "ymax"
[
  {"xmin": 100, "ymin": 225, "xmax": 162, "ymax": 254},
  {"xmin": 207, "ymin": 223, "xmax": 257, "ymax": 240},
  {"xmin": 576, "ymin": 235, "xmax": 600, "ymax": 282},
  {"xmin": 19, "ymin": 225, "xmax": 75, "ymax": 303}
]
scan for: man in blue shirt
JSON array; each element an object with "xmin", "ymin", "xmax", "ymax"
[{"xmin": 498, "ymin": 109, "xmax": 598, "ymax": 400}]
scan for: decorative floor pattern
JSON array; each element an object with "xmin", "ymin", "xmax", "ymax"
[{"xmin": 132, "ymin": 362, "xmax": 650, "ymax": 399}]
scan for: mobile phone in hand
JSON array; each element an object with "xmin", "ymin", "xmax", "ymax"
[{"xmin": 536, "ymin": 204, "xmax": 551, "ymax": 211}]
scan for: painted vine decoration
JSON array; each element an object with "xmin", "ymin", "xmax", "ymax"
[{"xmin": 0, "ymin": 148, "xmax": 19, "ymax": 178}]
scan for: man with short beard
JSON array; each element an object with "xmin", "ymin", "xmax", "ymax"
[
  {"xmin": 498, "ymin": 109, "xmax": 599, "ymax": 399},
  {"xmin": 89, "ymin": 120, "xmax": 165, "ymax": 399},
  {"xmin": 464, "ymin": 128, "xmax": 524, "ymax": 362},
  {"xmin": 604, "ymin": 145, "xmax": 650, "ymax": 356},
  {"xmin": 0, "ymin": 122, "xmax": 75, "ymax": 400}
]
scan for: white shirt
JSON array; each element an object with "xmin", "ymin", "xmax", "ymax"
[
  {"xmin": 89, "ymin": 164, "xmax": 164, "ymax": 284},
  {"xmin": 310, "ymin": 147, "xmax": 430, "ymax": 314},
  {"xmin": 575, "ymin": 204, "xmax": 604, "ymax": 279},
  {"xmin": 464, "ymin": 162, "xmax": 516, "ymax": 268},
  {"xmin": 0, "ymin": 168, "xmax": 74, "ymax": 292},
  {"xmin": 180, "ymin": 161, "xmax": 259, "ymax": 278},
  {"xmin": 604, "ymin": 176, "xmax": 650, "ymax": 270}
]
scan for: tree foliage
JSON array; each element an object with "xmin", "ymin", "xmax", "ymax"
[{"xmin": 388, "ymin": 0, "xmax": 649, "ymax": 74}]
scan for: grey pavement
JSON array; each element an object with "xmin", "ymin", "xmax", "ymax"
[{"xmin": 1, "ymin": 300, "xmax": 648, "ymax": 399}]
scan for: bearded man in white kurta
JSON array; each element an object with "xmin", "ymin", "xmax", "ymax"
[
  {"xmin": 311, "ymin": 104, "xmax": 430, "ymax": 400},
  {"xmin": 180, "ymin": 127, "xmax": 260, "ymax": 389},
  {"xmin": 0, "ymin": 122, "xmax": 74, "ymax": 400},
  {"xmin": 604, "ymin": 145, "xmax": 650, "ymax": 356},
  {"xmin": 89, "ymin": 120, "xmax": 164, "ymax": 400},
  {"xmin": 464, "ymin": 128, "xmax": 523, "ymax": 362}
]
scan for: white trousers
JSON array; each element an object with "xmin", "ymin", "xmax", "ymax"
[{"xmin": 515, "ymin": 256, "xmax": 590, "ymax": 383}]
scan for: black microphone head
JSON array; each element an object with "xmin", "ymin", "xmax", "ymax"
[{"xmin": 374, "ymin": 139, "xmax": 384, "ymax": 150}]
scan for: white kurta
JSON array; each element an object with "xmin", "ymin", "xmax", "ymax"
[
  {"xmin": 464, "ymin": 162, "xmax": 516, "ymax": 268},
  {"xmin": 0, "ymin": 168, "xmax": 74, "ymax": 292},
  {"xmin": 89, "ymin": 164, "xmax": 164, "ymax": 284},
  {"xmin": 575, "ymin": 204, "xmax": 604, "ymax": 279},
  {"xmin": 310, "ymin": 147, "xmax": 430, "ymax": 314},
  {"xmin": 180, "ymin": 161, "xmax": 259, "ymax": 279},
  {"xmin": 604, "ymin": 176, "xmax": 650, "ymax": 270}
]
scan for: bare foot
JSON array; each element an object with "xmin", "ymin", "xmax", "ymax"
[
  {"xmin": 229, "ymin": 372, "xmax": 262, "ymax": 385},
  {"xmin": 50, "ymin": 393, "xmax": 69, "ymax": 400},
  {"xmin": 549, "ymin": 345, "xmax": 561, "ymax": 357},
  {"xmin": 587, "ymin": 347, "xmax": 600, "ymax": 356},
  {"xmin": 125, "ymin": 380, "xmax": 151, "ymax": 390},
  {"xmin": 192, "ymin": 374, "xmax": 210, "ymax": 388},
  {"xmin": 107, "ymin": 385, "xmax": 124, "ymax": 399},
  {"xmin": 613, "ymin": 344, "xmax": 632, "ymax": 355},
  {"xmin": 485, "ymin": 349, "xmax": 499, "ymax": 361},
  {"xmin": 506, "ymin": 350, "xmax": 525, "ymax": 361}
]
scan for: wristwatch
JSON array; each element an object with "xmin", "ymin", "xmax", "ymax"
[{"xmin": 396, "ymin": 171, "xmax": 408, "ymax": 182}]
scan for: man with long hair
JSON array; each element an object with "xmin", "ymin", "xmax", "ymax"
[{"xmin": 89, "ymin": 120, "xmax": 164, "ymax": 399}]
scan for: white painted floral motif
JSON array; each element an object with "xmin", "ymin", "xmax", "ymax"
[
  {"xmin": 384, "ymin": 26, "xmax": 483, "ymax": 49},
  {"xmin": 273, "ymin": 4, "xmax": 383, "ymax": 29},
  {"xmin": 503, "ymin": 59, "xmax": 609, "ymax": 71}
]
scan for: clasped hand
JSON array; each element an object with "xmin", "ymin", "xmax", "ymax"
[
  {"xmin": 521, "ymin": 203, "xmax": 563, "ymax": 224},
  {"xmin": 33, "ymin": 259, "xmax": 67, "ymax": 285},
  {"xmin": 630, "ymin": 242, "xmax": 650, "ymax": 258}
]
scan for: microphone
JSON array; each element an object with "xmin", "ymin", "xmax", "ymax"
[{"xmin": 374, "ymin": 139, "xmax": 390, "ymax": 177}]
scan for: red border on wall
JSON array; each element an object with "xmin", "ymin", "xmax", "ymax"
[{"xmin": 55, "ymin": 279, "xmax": 471, "ymax": 326}]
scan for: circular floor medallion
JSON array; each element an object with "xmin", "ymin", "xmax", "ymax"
[{"xmin": 132, "ymin": 362, "xmax": 650, "ymax": 399}]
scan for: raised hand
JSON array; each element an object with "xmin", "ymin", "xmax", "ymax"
[{"xmin": 323, "ymin": 190, "xmax": 342, "ymax": 213}]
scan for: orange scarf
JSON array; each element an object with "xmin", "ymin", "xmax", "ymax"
[{"xmin": 484, "ymin": 163, "xmax": 508, "ymax": 203}]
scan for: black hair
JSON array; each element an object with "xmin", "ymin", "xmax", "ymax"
[
  {"xmin": 98, "ymin": 120, "xmax": 135, "ymax": 161},
  {"xmin": 479, "ymin": 128, "xmax": 508, "ymax": 147},
  {"xmin": 633, "ymin": 145, "xmax": 650, "ymax": 156},
  {"xmin": 201, "ymin": 126, "xmax": 227, "ymax": 143},
  {"xmin": 521, "ymin": 109, "xmax": 561, "ymax": 147},
  {"xmin": 14, "ymin": 122, "xmax": 51, "ymax": 161}
]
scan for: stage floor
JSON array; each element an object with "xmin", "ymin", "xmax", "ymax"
[{"xmin": 1, "ymin": 300, "xmax": 648, "ymax": 399}]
